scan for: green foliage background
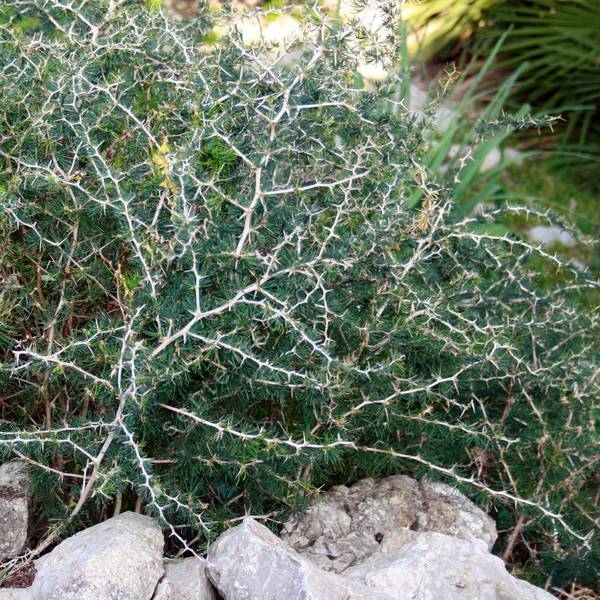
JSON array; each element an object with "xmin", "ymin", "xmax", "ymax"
[{"xmin": 407, "ymin": 0, "xmax": 600, "ymax": 184}]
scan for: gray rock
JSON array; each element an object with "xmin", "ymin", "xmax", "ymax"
[
  {"xmin": 409, "ymin": 83, "xmax": 429, "ymax": 112},
  {"xmin": 0, "ymin": 462, "xmax": 29, "ymax": 562},
  {"xmin": 31, "ymin": 512, "xmax": 164, "ymax": 600},
  {"xmin": 0, "ymin": 589, "xmax": 33, "ymax": 599},
  {"xmin": 280, "ymin": 476, "xmax": 496, "ymax": 573},
  {"xmin": 207, "ymin": 518, "xmax": 393, "ymax": 600},
  {"xmin": 480, "ymin": 147, "xmax": 501, "ymax": 172},
  {"xmin": 346, "ymin": 528, "xmax": 555, "ymax": 600},
  {"xmin": 527, "ymin": 226, "xmax": 576, "ymax": 248},
  {"xmin": 152, "ymin": 558, "xmax": 217, "ymax": 600},
  {"xmin": 504, "ymin": 148, "xmax": 524, "ymax": 166}
]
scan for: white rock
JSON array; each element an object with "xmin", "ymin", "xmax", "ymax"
[
  {"xmin": 280, "ymin": 476, "xmax": 496, "ymax": 573},
  {"xmin": 233, "ymin": 14, "xmax": 302, "ymax": 47},
  {"xmin": 0, "ymin": 589, "xmax": 33, "ymax": 599},
  {"xmin": 357, "ymin": 61, "xmax": 388, "ymax": 83},
  {"xmin": 435, "ymin": 105, "xmax": 458, "ymax": 133},
  {"xmin": 346, "ymin": 529, "xmax": 555, "ymax": 600},
  {"xmin": 504, "ymin": 147, "xmax": 524, "ymax": 165},
  {"xmin": 480, "ymin": 147, "xmax": 501, "ymax": 172},
  {"xmin": 153, "ymin": 558, "xmax": 217, "ymax": 600},
  {"xmin": 207, "ymin": 518, "xmax": 394, "ymax": 600},
  {"xmin": 31, "ymin": 512, "xmax": 164, "ymax": 600},
  {"xmin": 527, "ymin": 226, "xmax": 576, "ymax": 247},
  {"xmin": 0, "ymin": 462, "xmax": 29, "ymax": 562},
  {"xmin": 409, "ymin": 83, "xmax": 429, "ymax": 112}
]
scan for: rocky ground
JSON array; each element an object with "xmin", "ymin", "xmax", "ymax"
[{"xmin": 0, "ymin": 460, "xmax": 555, "ymax": 599}]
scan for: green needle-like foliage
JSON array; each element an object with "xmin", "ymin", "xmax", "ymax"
[{"xmin": 0, "ymin": 0, "xmax": 597, "ymax": 589}]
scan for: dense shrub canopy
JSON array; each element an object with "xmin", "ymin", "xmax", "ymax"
[{"xmin": 0, "ymin": 0, "xmax": 597, "ymax": 588}]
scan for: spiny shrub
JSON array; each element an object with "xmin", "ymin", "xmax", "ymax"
[{"xmin": 0, "ymin": 0, "xmax": 597, "ymax": 588}]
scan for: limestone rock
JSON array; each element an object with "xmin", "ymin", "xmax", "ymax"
[
  {"xmin": 528, "ymin": 226, "xmax": 576, "ymax": 248},
  {"xmin": 207, "ymin": 518, "xmax": 393, "ymax": 600},
  {"xmin": 346, "ymin": 528, "xmax": 555, "ymax": 600},
  {"xmin": 152, "ymin": 558, "xmax": 217, "ymax": 600},
  {"xmin": 0, "ymin": 462, "xmax": 29, "ymax": 562},
  {"xmin": 480, "ymin": 147, "xmax": 501, "ymax": 172},
  {"xmin": 280, "ymin": 476, "xmax": 496, "ymax": 573},
  {"xmin": 0, "ymin": 590, "xmax": 33, "ymax": 599},
  {"xmin": 31, "ymin": 512, "xmax": 164, "ymax": 600}
]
